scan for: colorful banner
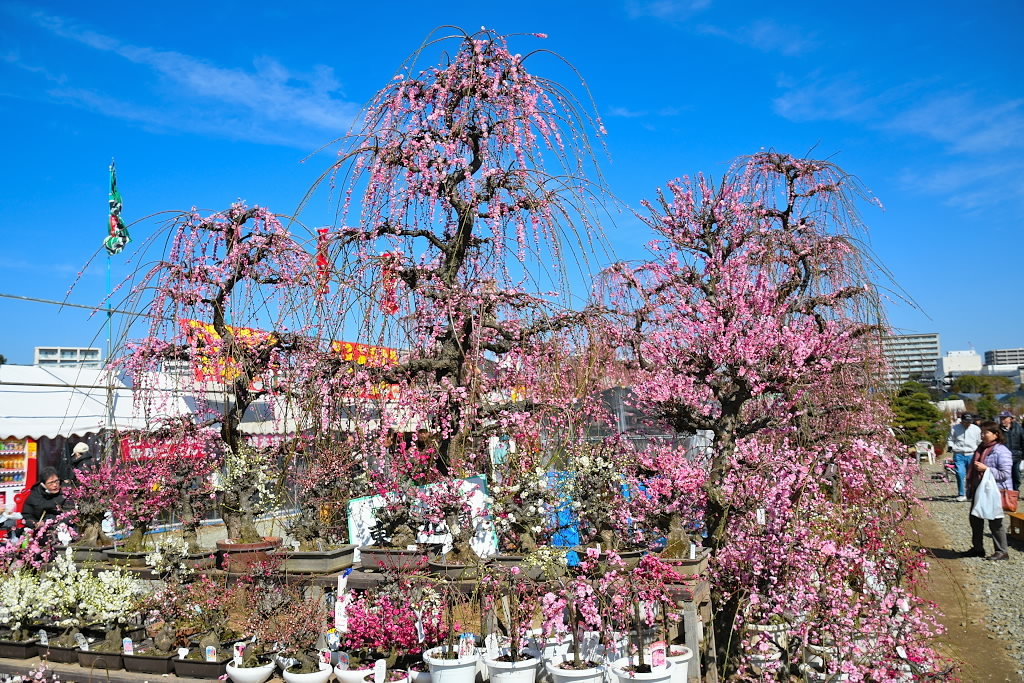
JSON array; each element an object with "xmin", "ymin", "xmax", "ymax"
[
  {"xmin": 103, "ymin": 160, "xmax": 131, "ymax": 255},
  {"xmin": 180, "ymin": 318, "xmax": 278, "ymax": 385}
]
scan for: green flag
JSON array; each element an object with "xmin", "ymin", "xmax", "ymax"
[{"xmin": 103, "ymin": 160, "xmax": 130, "ymax": 255}]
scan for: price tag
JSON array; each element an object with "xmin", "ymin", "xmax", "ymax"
[
  {"xmin": 484, "ymin": 633, "xmax": 500, "ymax": 660},
  {"xmin": 756, "ymin": 508, "xmax": 766, "ymax": 526},
  {"xmin": 336, "ymin": 651, "xmax": 351, "ymax": 671},
  {"xmin": 178, "ymin": 647, "xmax": 190, "ymax": 660},
  {"xmin": 336, "ymin": 569, "xmax": 353, "ymax": 632},
  {"xmin": 413, "ymin": 609, "xmax": 425, "ymax": 643},
  {"xmin": 326, "ymin": 632, "xmax": 341, "ymax": 650},
  {"xmin": 205, "ymin": 645, "xmax": 218, "ymax": 662},
  {"xmin": 688, "ymin": 543, "xmax": 696, "ymax": 560},
  {"xmin": 122, "ymin": 637, "xmax": 134, "ymax": 655},
  {"xmin": 38, "ymin": 630, "xmax": 48, "ymax": 647},
  {"xmin": 321, "ymin": 649, "xmax": 333, "ymax": 665},
  {"xmin": 406, "ymin": 544, "xmax": 418, "ymax": 550},
  {"xmin": 374, "ymin": 658, "xmax": 387, "ymax": 683},
  {"xmin": 457, "ymin": 633, "xmax": 475, "ymax": 658},
  {"xmin": 234, "ymin": 642, "xmax": 247, "ymax": 659},
  {"xmin": 650, "ymin": 641, "xmax": 666, "ymax": 668},
  {"xmin": 74, "ymin": 633, "xmax": 89, "ymax": 652}
]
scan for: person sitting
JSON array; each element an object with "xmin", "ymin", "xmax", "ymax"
[{"xmin": 21, "ymin": 466, "xmax": 66, "ymax": 531}]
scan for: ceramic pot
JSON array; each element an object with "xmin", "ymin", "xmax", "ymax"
[
  {"xmin": 0, "ymin": 638, "xmax": 37, "ymax": 659},
  {"xmin": 226, "ymin": 659, "xmax": 278, "ymax": 683},
  {"xmin": 174, "ymin": 655, "xmax": 233, "ymax": 679},
  {"xmin": 423, "ymin": 646, "xmax": 480, "ymax": 683},
  {"xmin": 608, "ymin": 657, "xmax": 673, "ymax": 683},
  {"xmin": 282, "ymin": 661, "xmax": 334, "ymax": 683},
  {"xmin": 483, "ymin": 651, "xmax": 541, "ymax": 683},
  {"xmin": 41, "ymin": 643, "xmax": 79, "ymax": 663},
  {"xmin": 78, "ymin": 648, "xmax": 124, "ymax": 671},
  {"xmin": 665, "ymin": 646, "xmax": 693, "ymax": 683},
  {"xmin": 427, "ymin": 557, "xmax": 481, "ymax": 580},
  {"xmin": 543, "ymin": 655, "xmax": 604, "ymax": 683},
  {"xmin": 216, "ymin": 537, "xmax": 282, "ymax": 571},
  {"xmin": 359, "ymin": 546, "xmax": 426, "ymax": 572},
  {"xmin": 408, "ymin": 662, "xmax": 432, "ymax": 683},
  {"xmin": 274, "ymin": 545, "xmax": 356, "ymax": 573},
  {"xmin": 122, "ymin": 652, "xmax": 176, "ymax": 674},
  {"xmin": 334, "ymin": 664, "xmax": 374, "ymax": 683},
  {"xmin": 105, "ymin": 549, "xmax": 151, "ymax": 567}
]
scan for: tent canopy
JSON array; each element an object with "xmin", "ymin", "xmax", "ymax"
[{"xmin": 0, "ymin": 365, "xmax": 190, "ymax": 439}]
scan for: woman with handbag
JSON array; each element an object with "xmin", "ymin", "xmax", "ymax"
[{"xmin": 963, "ymin": 421, "xmax": 1014, "ymax": 561}]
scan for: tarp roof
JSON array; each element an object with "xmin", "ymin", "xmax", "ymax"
[{"xmin": 0, "ymin": 365, "xmax": 191, "ymax": 439}]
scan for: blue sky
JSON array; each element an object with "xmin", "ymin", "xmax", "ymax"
[{"xmin": 0, "ymin": 0, "xmax": 1021, "ymax": 365}]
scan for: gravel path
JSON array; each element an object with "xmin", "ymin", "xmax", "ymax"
[{"xmin": 918, "ymin": 463, "xmax": 1024, "ymax": 677}]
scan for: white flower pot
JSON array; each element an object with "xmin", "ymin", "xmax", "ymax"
[
  {"xmin": 483, "ymin": 652, "xmax": 541, "ymax": 683},
  {"xmin": 423, "ymin": 646, "xmax": 479, "ymax": 683},
  {"xmin": 608, "ymin": 657, "xmax": 673, "ymax": 683},
  {"xmin": 283, "ymin": 662, "xmax": 333, "ymax": 683},
  {"xmin": 226, "ymin": 660, "xmax": 277, "ymax": 683},
  {"xmin": 334, "ymin": 664, "xmax": 374, "ymax": 683},
  {"xmin": 408, "ymin": 664, "xmax": 432, "ymax": 683},
  {"xmin": 543, "ymin": 655, "xmax": 604, "ymax": 683},
  {"xmin": 665, "ymin": 646, "xmax": 692, "ymax": 683}
]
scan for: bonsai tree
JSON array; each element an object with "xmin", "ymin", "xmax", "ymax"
[
  {"xmin": 340, "ymin": 577, "xmax": 445, "ymax": 667},
  {"xmin": 0, "ymin": 570, "xmax": 55, "ymax": 641},
  {"xmin": 603, "ymin": 152, "xmax": 944, "ymax": 675}
]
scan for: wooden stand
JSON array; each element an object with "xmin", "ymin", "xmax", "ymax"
[{"xmin": 667, "ymin": 580, "xmax": 717, "ymax": 683}]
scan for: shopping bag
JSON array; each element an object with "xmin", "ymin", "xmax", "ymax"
[
  {"xmin": 970, "ymin": 469, "xmax": 1004, "ymax": 520},
  {"xmin": 1001, "ymin": 488, "xmax": 1019, "ymax": 512}
]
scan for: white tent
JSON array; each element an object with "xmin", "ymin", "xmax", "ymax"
[{"xmin": 0, "ymin": 365, "xmax": 191, "ymax": 439}]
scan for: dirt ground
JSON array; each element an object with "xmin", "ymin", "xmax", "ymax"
[{"xmin": 909, "ymin": 498, "xmax": 1021, "ymax": 681}]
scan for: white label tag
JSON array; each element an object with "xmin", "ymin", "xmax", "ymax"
[
  {"xmin": 205, "ymin": 645, "xmax": 218, "ymax": 662},
  {"xmin": 484, "ymin": 633, "xmax": 500, "ymax": 660},
  {"xmin": 38, "ymin": 630, "xmax": 48, "ymax": 647},
  {"xmin": 458, "ymin": 633, "xmax": 475, "ymax": 658},
  {"xmin": 374, "ymin": 658, "xmax": 386, "ymax": 683},
  {"xmin": 74, "ymin": 633, "xmax": 89, "ymax": 651},
  {"xmin": 413, "ymin": 610, "xmax": 425, "ymax": 643},
  {"xmin": 650, "ymin": 641, "xmax": 666, "ymax": 668},
  {"xmin": 756, "ymin": 508, "xmax": 766, "ymax": 525},
  {"xmin": 406, "ymin": 544, "xmax": 418, "ymax": 550},
  {"xmin": 336, "ymin": 569, "xmax": 352, "ymax": 632},
  {"xmin": 688, "ymin": 543, "xmax": 696, "ymax": 560},
  {"xmin": 123, "ymin": 638, "xmax": 134, "ymax": 655},
  {"xmin": 178, "ymin": 647, "xmax": 190, "ymax": 660},
  {"xmin": 321, "ymin": 649, "xmax": 332, "ymax": 665},
  {"xmin": 336, "ymin": 652, "xmax": 350, "ymax": 671}
]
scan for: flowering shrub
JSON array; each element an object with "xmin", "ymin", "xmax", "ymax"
[
  {"xmin": 0, "ymin": 570, "xmax": 54, "ymax": 640},
  {"xmin": 43, "ymin": 548, "xmax": 144, "ymax": 643},
  {"xmin": 340, "ymin": 579, "xmax": 444, "ymax": 662}
]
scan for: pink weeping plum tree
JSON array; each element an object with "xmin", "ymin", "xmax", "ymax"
[
  {"xmin": 602, "ymin": 152, "xmax": 946, "ymax": 677},
  {"xmin": 296, "ymin": 27, "xmax": 616, "ymax": 557}
]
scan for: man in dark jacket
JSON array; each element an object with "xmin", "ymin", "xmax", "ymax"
[
  {"xmin": 21, "ymin": 466, "xmax": 66, "ymax": 530},
  {"xmin": 999, "ymin": 411, "xmax": 1024, "ymax": 491}
]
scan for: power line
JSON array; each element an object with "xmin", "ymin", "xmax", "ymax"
[{"xmin": 0, "ymin": 292, "xmax": 156, "ymax": 319}]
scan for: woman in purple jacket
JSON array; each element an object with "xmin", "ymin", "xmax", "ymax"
[{"xmin": 964, "ymin": 421, "xmax": 1014, "ymax": 560}]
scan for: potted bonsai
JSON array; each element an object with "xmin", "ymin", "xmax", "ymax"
[
  {"xmin": 360, "ymin": 489, "xmax": 426, "ymax": 572},
  {"xmin": 0, "ymin": 569, "xmax": 54, "ymax": 658},
  {"xmin": 41, "ymin": 548, "xmax": 144, "ymax": 665},
  {"xmin": 479, "ymin": 564, "xmax": 542, "ymax": 683},
  {"xmin": 214, "ymin": 442, "xmax": 284, "ymax": 570},
  {"xmin": 276, "ymin": 434, "xmax": 363, "ymax": 573}
]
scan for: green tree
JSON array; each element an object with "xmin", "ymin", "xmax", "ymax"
[
  {"xmin": 951, "ymin": 374, "xmax": 1015, "ymax": 395},
  {"xmin": 0, "ymin": 354, "xmax": 6, "ymax": 365},
  {"xmin": 891, "ymin": 381, "xmax": 945, "ymax": 446}
]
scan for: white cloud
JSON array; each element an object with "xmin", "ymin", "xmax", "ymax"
[
  {"xmin": 625, "ymin": 0, "xmax": 711, "ymax": 20},
  {"xmin": 698, "ymin": 19, "xmax": 816, "ymax": 56},
  {"xmin": 886, "ymin": 95, "xmax": 1024, "ymax": 155},
  {"xmin": 13, "ymin": 10, "xmax": 360, "ymax": 148}
]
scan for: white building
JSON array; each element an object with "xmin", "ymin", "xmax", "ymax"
[
  {"xmin": 34, "ymin": 346, "xmax": 102, "ymax": 369},
  {"xmin": 883, "ymin": 333, "xmax": 940, "ymax": 385},
  {"xmin": 985, "ymin": 348, "xmax": 1024, "ymax": 366},
  {"xmin": 935, "ymin": 350, "xmax": 982, "ymax": 385}
]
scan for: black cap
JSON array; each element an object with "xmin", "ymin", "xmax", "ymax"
[{"xmin": 960, "ymin": 413, "xmax": 974, "ymax": 421}]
